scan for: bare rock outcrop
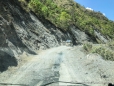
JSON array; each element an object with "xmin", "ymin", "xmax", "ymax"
[{"xmin": 0, "ymin": 0, "xmax": 109, "ymax": 72}]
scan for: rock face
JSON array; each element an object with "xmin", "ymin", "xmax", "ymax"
[
  {"xmin": 0, "ymin": 0, "xmax": 108, "ymax": 72},
  {"xmin": 94, "ymin": 30, "xmax": 108, "ymax": 43},
  {"xmin": 70, "ymin": 26, "xmax": 90, "ymax": 44}
]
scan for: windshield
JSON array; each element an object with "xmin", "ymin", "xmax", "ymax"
[{"xmin": 0, "ymin": 0, "xmax": 114, "ymax": 86}]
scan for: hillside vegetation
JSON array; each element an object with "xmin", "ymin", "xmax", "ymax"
[
  {"xmin": 19, "ymin": 0, "xmax": 114, "ymax": 39},
  {"xmin": 83, "ymin": 42, "xmax": 114, "ymax": 61}
]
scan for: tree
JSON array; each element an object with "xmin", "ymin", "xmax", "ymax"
[
  {"xmin": 59, "ymin": 11, "xmax": 71, "ymax": 30},
  {"xmin": 41, "ymin": 6, "xmax": 48, "ymax": 17}
]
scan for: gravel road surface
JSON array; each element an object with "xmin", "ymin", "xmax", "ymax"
[{"xmin": 1, "ymin": 46, "xmax": 114, "ymax": 86}]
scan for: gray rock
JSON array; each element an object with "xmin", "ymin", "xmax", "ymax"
[
  {"xmin": 0, "ymin": 0, "xmax": 110, "ymax": 72},
  {"xmin": 94, "ymin": 30, "xmax": 108, "ymax": 43},
  {"xmin": 70, "ymin": 26, "xmax": 89, "ymax": 43}
]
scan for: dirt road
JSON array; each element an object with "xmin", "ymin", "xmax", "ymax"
[{"xmin": 1, "ymin": 46, "xmax": 114, "ymax": 86}]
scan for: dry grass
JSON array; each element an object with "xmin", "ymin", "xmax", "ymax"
[{"xmin": 83, "ymin": 42, "xmax": 114, "ymax": 61}]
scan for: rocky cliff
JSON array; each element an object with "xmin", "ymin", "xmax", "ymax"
[{"xmin": 0, "ymin": 0, "xmax": 108, "ymax": 72}]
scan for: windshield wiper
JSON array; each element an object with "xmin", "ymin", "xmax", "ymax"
[
  {"xmin": 41, "ymin": 81, "xmax": 114, "ymax": 86},
  {"xmin": 0, "ymin": 83, "xmax": 28, "ymax": 86},
  {"xmin": 41, "ymin": 81, "xmax": 89, "ymax": 86},
  {"xmin": 1, "ymin": 82, "xmax": 114, "ymax": 86}
]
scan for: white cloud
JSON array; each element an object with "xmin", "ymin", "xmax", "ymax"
[
  {"xmin": 103, "ymin": 13, "xmax": 105, "ymax": 16},
  {"xmin": 86, "ymin": 7, "xmax": 93, "ymax": 11}
]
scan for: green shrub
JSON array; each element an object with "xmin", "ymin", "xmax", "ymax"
[
  {"xmin": 107, "ymin": 41, "xmax": 114, "ymax": 50},
  {"xmin": 83, "ymin": 43, "xmax": 114, "ymax": 61},
  {"xmin": 83, "ymin": 42, "xmax": 92, "ymax": 52},
  {"xmin": 20, "ymin": 0, "xmax": 114, "ymax": 40},
  {"xmin": 41, "ymin": 6, "xmax": 48, "ymax": 17}
]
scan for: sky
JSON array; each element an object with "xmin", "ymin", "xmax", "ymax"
[{"xmin": 74, "ymin": 0, "xmax": 114, "ymax": 21}]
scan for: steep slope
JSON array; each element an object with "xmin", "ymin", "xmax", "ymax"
[
  {"xmin": 0, "ymin": 0, "xmax": 113, "ymax": 72},
  {"xmin": 27, "ymin": 0, "xmax": 114, "ymax": 42},
  {"xmin": 0, "ymin": 0, "xmax": 114, "ymax": 85},
  {"xmin": 0, "ymin": 0, "xmax": 90, "ymax": 72}
]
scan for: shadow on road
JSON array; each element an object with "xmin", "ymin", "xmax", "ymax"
[{"xmin": 0, "ymin": 50, "xmax": 18, "ymax": 72}]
